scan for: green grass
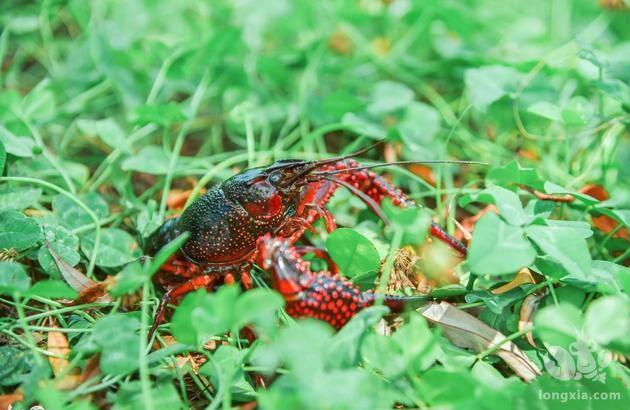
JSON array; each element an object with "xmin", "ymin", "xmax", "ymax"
[{"xmin": 1, "ymin": 0, "xmax": 629, "ymax": 409}]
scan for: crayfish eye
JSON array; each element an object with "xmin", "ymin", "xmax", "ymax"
[{"xmin": 268, "ymin": 172, "xmax": 282, "ymax": 185}]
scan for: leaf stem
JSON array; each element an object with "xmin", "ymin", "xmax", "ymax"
[{"xmin": 158, "ymin": 72, "xmax": 210, "ymax": 222}]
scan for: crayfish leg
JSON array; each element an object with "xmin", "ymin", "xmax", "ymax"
[{"xmin": 149, "ymin": 274, "xmax": 219, "ymax": 341}]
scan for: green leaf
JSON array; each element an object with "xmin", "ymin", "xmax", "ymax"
[
  {"xmin": 233, "ymin": 288, "xmax": 284, "ymax": 333},
  {"xmin": 465, "ymin": 288, "xmax": 526, "ymax": 314},
  {"xmin": 92, "ymin": 313, "xmax": 140, "ymax": 376},
  {"xmin": 76, "ymin": 118, "xmax": 129, "ymax": 151},
  {"xmin": 534, "ymin": 303, "xmax": 582, "ymax": 348},
  {"xmin": 382, "ymin": 199, "xmax": 431, "ymax": 246},
  {"xmin": 367, "ymin": 81, "xmax": 414, "ymax": 116},
  {"xmin": 112, "ymin": 381, "xmax": 183, "ymax": 410},
  {"xmin": 329, "ymin": 306, "xmax": 389, "ymax": 369},
  {"xmin": 486, "ymin": 161, "xmax": 545, "ymax": 191},
  {"xmin": 121, "ymin": 146, "xmax": 170, "ymax": 175},
  {"xmin": 0, "ymin": 139, "xmax": 5, "ymax": 171},
  {"xmin": 131, "ymin": 103, "xmax": 185, "ymax": 127},
  {"xmin": 584, "ymin": 295, "xmax": 630, "ymax": 354},
  {"xmin": 464, "ymin": 65, "xmax": 523, "ymax": 111},
  {"xmin": 561, "ymin": 96, "xmax": 594, "ymax": 126},
  {"xmin": 461, "ymin": 185, "xmax": 530, "ymax": 226},
  {"xmin": 391, "ymin": 313, "xmax": 439, "ymax": 374},
  {"xmin": 415, "ymin": 367, "xmax": 481, "ymax": 407},
  {"xmin": 589, "ymin": 260, "xmax": 629, "ymax": 294},
  {"xmin": 0, "ymin": 210, "xmax": 41, "ymax": 251},
  {"xmin": 398, "ymin": 102, "xmax": 441, "ymax": 148},
  {"xmin": 468, "ymin": 213, "xmax": 536, "ymax": 275},
  {"xmin": 109, "ymin": 262, "xmax": 145, "ymax": 297},
  {"xmin": 525, "ymin": 224, "xmax": 592, "ymax": 281},
  {"xmin": 81, "ymin": 228, "xmax": 141, "ymax": 268},
  {"xmin": 340, "ymin": 113, "xmax": 387, "ymax": 140},
  {"xmin": 0, "ymin": 125, "xmax": 36, "ymax": 157},
  {"xmin": 38, "ymin": 225, "xmax": 81, "ymax": 277},
  {"xmin": 22, "ymin": 79, "xmax": 56, "ymax": 122},
  {"xmin": 527, "ymin": 101, "xmax": 562, "ymax": 121},
  {"xmin": 0, "ymin": 187, "xmax": 42, "ymax": 211},
  {"xmin": 199, "ymin": 345, "xmax": 254, "ymax": 399},
  {"xmin": 25, "ymin": 280, "xmax": 78, "ymax": 299},
  {"xmin": 171, "ymin": 286, "xmax": 240, "ymax": 347},
  {"xmin": 0, "ymin": 346, "xmax": 37, "ymax": 386},
  {"xmin": 326, "ymin": 228, "xmax": 381, "ymax": 278},
  {"xmin": 0, "ymin": 261, "xmax": 31, "ymax": 294},
  {"xmin": 52, "ymin": 192, "xmax": 109, "ymax": 230}
]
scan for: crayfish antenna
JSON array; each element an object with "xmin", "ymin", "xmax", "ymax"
[
  {"xmin": 320, "ymin": 175, "xmax": 391, "ymax": 225},
  {"xmin": 381, "ymin": 294, "xmax": 433, "ymax": 313},
  {"xmin": 312, "ymin": 159, "xmax": 486, "ymax": 177}
]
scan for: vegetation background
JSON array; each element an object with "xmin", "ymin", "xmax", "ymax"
[{"xmin": 0, "ymin": 0, "xmax": 629, "ymax": 409}]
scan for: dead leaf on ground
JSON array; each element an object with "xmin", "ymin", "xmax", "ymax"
[
  {"xmin": 159, "ymin": 335, "xmax": 202, "ymax": 374},
  {"xmin": 80, "ymin": 354, "xmax": 101, "ymax": 384},
  {"xmin": 167, "ymin": 189, "xmax": 204, "ymax": 211},
  {"xmin": 580, "ymin": 184, "xmax": 629, "ymax": 240},
  {"xmin": 409, "ymin": 164, "xmax": 436, "ymax": 186},
  {"xmin": 47, "ymin": 319, "xmax": 81, "ymax": 390},
  {"xmin": 45, "ymin": 240, "xmax": 96, "ymax": 292},
  {"xmin": 46, "ymin": 240, "xmax": 113, "ymax": 303},
  {"xmin": 328, "ymin": 30, "xmax": 354, "ymax": 55},
  {"xmin": 519, "ymin": 290, "xmax": 548, "ymax": 348},
  {"xmin": 75, "ymin": 276, "xmax": 115, "ymax": 304},
  {"xmin": 492, "ymin": 268, "xmax": 536, "ymax": 295},
  {"xmin": 455, "ymin": 205, "xmax": 497, "ymax": 241},
  {"xmin": 420, "ymin": 301, "xmax": 541, "ymax": 381},
  {"xmin": 0, "ymin": 393, "xmax": 23, "ymax": 410}
]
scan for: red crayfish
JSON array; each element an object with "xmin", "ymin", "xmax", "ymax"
[{"xmin": 146, "ymin": 146, "xmax": 470, "ymax": 337}]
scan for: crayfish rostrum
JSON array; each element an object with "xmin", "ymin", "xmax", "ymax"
[{"xmin": 146, "ymin": 147, "xmax": 469, "ymax": 337}]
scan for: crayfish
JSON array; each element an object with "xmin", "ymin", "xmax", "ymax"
[{"xmin": 146, "ymin": 146, "xmax": 469, "ymax": 338}]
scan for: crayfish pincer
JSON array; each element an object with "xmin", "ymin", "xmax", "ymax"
[{"xmin": 146, "ymin": 147, "xmax": 470, "ymax": 338}]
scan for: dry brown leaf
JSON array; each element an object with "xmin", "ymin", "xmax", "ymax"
[
  {"xmin": 371, "ymin": 37, "xmax": 391, "ymax": 56},
  {"xmin": 328, "ymin": 30, "xmax": 354, "ymax": 55},
  {"xmin": 492, "ymin": 268, "xmax": 536, "ymax": 295},
  {"xmin": 47, "ymin": 321, "xmax": 71, "ymax": 376},
  {"xmin": 45, "ymin": 240, "xmax": 96, "ymax": 292},
  {"xmin": 580, "ymin": 185, "xmax": 629, "ymax": 240},
  {"xmin": 420, "ymin": 301, "xmax": 541, "ymax": 381},
  {"xmin": 408, "ymin": 164, "xmax": 436, "ymax": 186},
  {"xmin": 0, "ymin": 393, "xmax": 23, "ymax": 410},
  {"xmin": 80, "ymin": 354, "xmax": 101, "ymax": 384},
  {"xmin": 167, "ymin": 189, "xmax": 194, "ymax": 211},
  {"xmin": 47, "ymin": 319, "xmax": 82, "ymax": 390},
  {"xmin": 599, "ymin": 0, "xmax": 628, "ymax": 10},
  {"xmin": 519, "ymin": 291, "xmax": 548, "ymax": 348},
  {"xmin": 159, "ymin": 335, "xmax": 202, "ymax": 374},
  {"xmin": 456, "ymin": 205, "xmax": 497, "ymax": 241},
  {"xmin": 75, "ymin": 276, "xmax": 115, "ymax": 304}
]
